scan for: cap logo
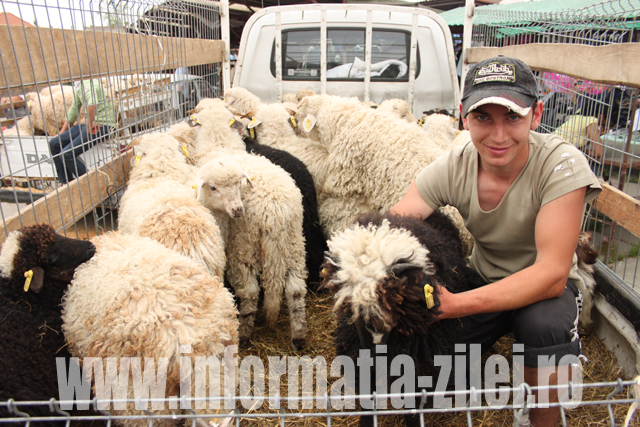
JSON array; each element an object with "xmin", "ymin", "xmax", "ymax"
[{"xmin": 474, "ymin": 62, "xmax": 516, "ymax": 85}]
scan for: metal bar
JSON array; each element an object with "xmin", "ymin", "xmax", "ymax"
[
  {"xmin": 320, "ymin": 9, "xmax": 327, "ymax": 96},
  {"xmin": 407, "ymin": 13, "xmax": 418, "ymax": 113},
  {"xmin": 363, "ymin": 10, "xmax": 372, "ymax": 103},
  {"xmin": 275, "ymin": 11, "xmax": 282, "ymax": 103}
]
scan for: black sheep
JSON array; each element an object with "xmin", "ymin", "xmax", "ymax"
[
  {"xmin": 243, "ymin": 136, "xmax": 328, "ymax": 287},
  {"xmin": 320, "ymin": 211, "xmax": 470, "ymax": 427},
  {"xmin": 0, "ymin": 224, "xmax": 96, "ymax": 425}
]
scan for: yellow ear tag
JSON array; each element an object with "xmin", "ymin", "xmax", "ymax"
[
  {"xmin": 418, "ymin": 118, "xmax": 425, "ymax": 127},
  {"xmin": 229, "ymin": 118, "xmax": 236, "ymax": 127},
  {"xmin": 134, "ymin": 154, "xmax": 141, "ymax": 166},
  {"xmin": 192, "ymin": 184, "xmax": 197, "ymax": 199},
  {"xmin": 250, "ymin": 128, "xmax": 255, "ymax": 139},
  {"xmin": 250, "ymin": 118, "xmax": 257, "ymax": 127},
  {"xmin": 182, "ymin": 145, "xmax": 190, "ymax": 157},
  {"xmin": 23, "ymin": 270, "xmax": 33, "ymax": 292},
  {"xmin": 289, "ymin": 117, "xmax": 297, "ymax": 128},
  {"xmin": 424, "ymin": 284, "xmax": 435, "ymax": 309},
  {"xmin": 304, "ymin": 118, "xmax": 312, "ymax": 131},
  {"xmin": 456, "ymin": 130, "xmax": 460, "ymax": 136}
]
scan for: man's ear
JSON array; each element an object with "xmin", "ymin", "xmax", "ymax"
[
  {"xmin": 531, "ymin": 100, "xmax": 544, "ymax": 131},
  {"xmin": 460, "ymin": 104, "xmax": 470, "ymax": 131}
]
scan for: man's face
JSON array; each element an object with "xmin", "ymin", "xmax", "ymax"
[{"xmin": 461, "ymin": 102, "xmax": 543, "ymax": 171}]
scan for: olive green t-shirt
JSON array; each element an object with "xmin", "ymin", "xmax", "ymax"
[
  {"xmin": 416, "ymin": 131, "xmax": 602, "ymax": 283},
  {"xmin": 67, "ymin": 79, "xmax": 117, "ymax": 127}
]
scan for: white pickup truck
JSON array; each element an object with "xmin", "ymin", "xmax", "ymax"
[{"xmin": 233, "ymin": 3, "xmax": 460, "ymax": 117}]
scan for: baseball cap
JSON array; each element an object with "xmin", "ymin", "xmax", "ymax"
[{"xmin": 461, "ymin": 56, "xmax": 538, "ymax": 117}]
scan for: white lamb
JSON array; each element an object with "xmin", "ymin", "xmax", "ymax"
[
  {"xmin": 294, "ymin": 94, "xmax": 474, "ymax": 256},
  {"xmin": 418, "ymin": 111, "xmax": 468, "ymax": 152},
  {"xmin": 62, "ymin": 232, "xmax": 238, "ymax": 427},
  {"xmin": 243, "ymin": 103, "xmax": 331, "ymax": 192},
  {"xmin": 224, "ymin": 87, "xmax": 261, "ymax": 115},
  {"xmin": 377, "ymin": 98, "xmax": 418, "ymax": 123},
  {"xmin": 191, "ymin": 105, "xmax": 308, "ymax": 350},
  {"xmin": 119, "ymin": 133, "xmax": 226, "ymax": 278}
]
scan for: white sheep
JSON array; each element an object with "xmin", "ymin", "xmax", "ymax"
[
  {"xmin": 120, "ymin": 133, "xmax": 226, "ymax": 278},
  {"xmin": 192, "ymin": 106, "xmax": 308, "ymax": 350},
  {"xmin": 377, "ymin": 98, "xmax": 418, "ymax": 123},
  {"xmin": 418, "ymin": 111, "xmax": 467, "ymax": 152},
  {"xmin": 294, "ymin": 94, "xmax": 474, "ymax": 256},
  {"xmin": 62, "ymin": 232, "xmax": 238, "ymax": 427},
  {"xmin": 224, "ymin": 87, "xmax": 261, "ymax": 115},
  {"xmin": 243, "ymin": 102, "xmax": 331, "ymax": 192},
  {"xmin": 165, "ymin": 120, "xmax": 198, "ymax": 166}
]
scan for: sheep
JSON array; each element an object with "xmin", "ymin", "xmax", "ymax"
[
  {"xmin": 0, "ymin": 224, "xmax": 97, "ymax": 421},
  {"xmin": 377, "ymin": 98, "xmax": 418, "ymax": 123},
  {"xmin": 243, "ymin": 103, "xmax": 331, "ymax": 192},
  {"xmin": 2, "ymin": 116, "xmax": 35, "ymax": 136},
  {"xmin": 62, "ymin": 232, "xmax": 238, "ymax": 427},
  {"xmin": 195, "ymin": 148, "xmax": 309, "ymax": 350},
  {"xmin": 574, "ymin": 231, "xmax": 599, "ymax": 333},
  {"xmin": 224, "ymin": 87, "xmax": 261, "ymax": 115},
  {"xmin": 243, "ymin": 136, "xmax": 327, "ymax": 287},
  {"xmin": 119, "ymin": 133, "xmax": 226, "ymax": 278},
  {"xmin": 190, "ymin": 99, "xmax": 247, "ymax": 165},
  {"xmin": 293, "ymin": 94, "xmax": 473, "ymax": 256},
  {"xmin": 29, "ymin": 85, "xmax": 80, "ymax": 136},
  {"xmin": 165, "ymin": 120, "xmax": 198, "ymax": 166},
  {"xmin": 320, "ymin": 211, "xmax": 470, "ymax": 427}
]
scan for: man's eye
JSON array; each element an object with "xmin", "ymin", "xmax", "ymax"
[
  {"xmin": 476, "ymin": 115, "xmax": 488, "ymax": 121},
  {"xmin": 508, "ymin": 115, "xmax": 521, "ymax": 121},
  {"xmin": 209, "ymin": 185, "xmax": 217, "ymax": 191}
]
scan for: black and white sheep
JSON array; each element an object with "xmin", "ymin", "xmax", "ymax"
[
  {"xmin": 0, "ymin": 224, "xmax": 96, "ymax": 422},
  {"xmin": 320, "ymin": 211, "xmax": 470, "ymax": 427}
]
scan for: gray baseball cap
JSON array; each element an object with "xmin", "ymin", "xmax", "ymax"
[{"xmin": 461, "ymin": 56, "xmax": 538, "ymax": 117}]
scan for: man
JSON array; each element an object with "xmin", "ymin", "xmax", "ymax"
[
  {"xmin": 48, "ymin": 79, "xmax": 117, "ymax": 184},
  {"xmin": 391, "ymin": 56, "xmax": 601, "ymax": 427}
]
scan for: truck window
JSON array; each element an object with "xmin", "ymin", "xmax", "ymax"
[{"xmin": 270, "ymin": 28, "xmax": 419, "ymax": 81}]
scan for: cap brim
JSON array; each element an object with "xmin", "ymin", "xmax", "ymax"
[{"xmin": 462, "ymin": 90, "xmax": 536, "ymax": 117}]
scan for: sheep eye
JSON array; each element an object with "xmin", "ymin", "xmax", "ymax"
[{"xmin": 209, "ymin": 185, "xmax": 217, "ymax": 191}]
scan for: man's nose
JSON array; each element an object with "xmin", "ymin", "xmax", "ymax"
[{"xmin": 491, "ymin": 121, "xmax": 508, "ymax": 143}]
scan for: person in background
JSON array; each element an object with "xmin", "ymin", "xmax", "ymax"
[
  {"xmin": 391, "ymin": 56, "xmax": 601, "ymax": 427},
  {"xmin": 48, "ymin": 79, "xmax": 116, "ymax": 185}
]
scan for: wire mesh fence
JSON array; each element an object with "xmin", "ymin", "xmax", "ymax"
[
  {"xmin": 0, "ymin": 0, "xmax": 222, "ymax": 242},
  {"xmin": 468, "ymin": 0, "xmax": 640, "ymax": 290},
  {"xmin": 1, "ymin": 379, "xmax": 639, "ymax": 427}
]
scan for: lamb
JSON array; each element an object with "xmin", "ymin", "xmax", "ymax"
[
  {"xmin": 293, "ymin": 94, "xmax": 473, "ymax": 256},
  {"xmin": 574, "ymin": 231, "xmax": 599, "ymax": 333},
  {"xmin": 243, "ymin": 136, "xmax": 327, "ymax": 287},
  {"xmin": 165, "ymin": 120, "xmax": 198, "ymax": 166},
  {"xmin": 0, "ymin": 224, "xmax": 97, "ymax": 421},
  {"xmin": 224, "ymin": 87, "xmax": 262, "ymax": 115},
  {"xmin": 62, "ymin": 232, "xmax": 238, "ymax": 427},
  {"xmin": 243, "ymin": 103, "xmax": 331, "ymax": 192},
  {"xmin": 191, "ymin": 110, "xmax": 308, "ymax": 350},
  {"xmin": 119, "ymin": 133, "xmax": 226, "ymax": 278},
  {"xmin": 320, "ymin": 211, "xmax": 470, "ymax": 427},
  {"xmin": 377, "ymin": 98, "xmax": 418, "ymax": 123}
]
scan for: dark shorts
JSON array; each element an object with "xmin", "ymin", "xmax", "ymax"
[{"xmin": 458, "ymin": 267, "xmax": 583, "ymax": 368}]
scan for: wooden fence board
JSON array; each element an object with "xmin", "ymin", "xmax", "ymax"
[
  {"xmin": 591, "ymin": 182, "xmax": 640, "ymax": 238},
  {"xmin": 0, "ymin": 149, "xmax": 134, "ymax": 245},
  {"xmin": 0, "ymin": 26, "xmax": 224, "ymax": 91},
  {"xmin": 467, "ymin": 43, "xmax": 640, "ymax": 87}
]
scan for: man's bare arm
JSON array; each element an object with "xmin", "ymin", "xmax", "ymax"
[
  {"xmin": 390, "ymin": 181, "xmax": 436, "ymax": 220},
  {"xmin": 437, "ymin": 186, "xmax": 586, "ymax": 319}
]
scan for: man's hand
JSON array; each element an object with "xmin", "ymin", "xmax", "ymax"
[{"xmin": 89, "ymin": 122, "xmax": 101, "ymax": 135}]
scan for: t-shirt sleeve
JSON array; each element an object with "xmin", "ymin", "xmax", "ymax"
[
  {"xmin": 539, "ymin": 138, "xmax": 602, "ymax": 206},
  {"xmin": 415, "ymin": 148, "xmax": 456, "ymax": 210}
]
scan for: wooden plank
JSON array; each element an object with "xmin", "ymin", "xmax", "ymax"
[
  {"xmin": 0, "ymin": 149, "xmax": 134, "ymax": 245},
  {"xmin": 0, "ymin": 26, "xmax": 224, "ymax": 90},
  {"xmin": 591, "ymin": 182, "xmax": 640, "ymax": 238},
  {"xmin": 1, "ymin": 119, "xmax": 16, "ymax": 127},
  {"xmin": 466, "ymin": 43, "xmax": 640, "ymax": 87},
  {"xmin": 0, "ymin": 101, "xmax": 27, "ymax": 109}
]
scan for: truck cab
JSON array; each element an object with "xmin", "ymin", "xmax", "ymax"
[{"xmin": 233, "ymin": 4, "xmax": 460, "ymax": 116}]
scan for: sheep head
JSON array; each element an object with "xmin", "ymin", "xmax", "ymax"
[
  {"xmin": 196, "ymin": 158, "xmax": 250, "ymax": 219},
  {"xmin": 129, "ymin": 133, "xmax": 193, "ymax": 183},
  {"xmin": 0, "ymin": 223, "xmax": 96, "ymax": 296},
  {"xmin": 321, "ymin": 216, "xmax": 440, "ymax": 345},
  {"xmin": 188, "ymin": 105, "xmax": 246, "ymax": 151},
  {"xmin": 378, "ymin": 98, "xmax": 417, "ymax": 123}
]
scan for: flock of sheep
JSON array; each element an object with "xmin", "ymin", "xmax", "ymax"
[{"xmin": 0, "ymin": 86, "xmax": 600, "ymax": 426}]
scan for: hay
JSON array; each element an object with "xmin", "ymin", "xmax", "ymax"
[{"xmin": 235, "ymin": 290, "xmax": 636, "ymax": 426}]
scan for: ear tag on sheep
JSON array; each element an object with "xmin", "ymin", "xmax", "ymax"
[
  {"xmin": 424, "ymin": 284, "xmax": 435, "ymax": 309},
  {"xmin": 249, "ymin": 128, "xmax": 255, "ymax": 139},
  {"xmin": 418, "ymin": 118, "xmax": 425, "ymax": 127},
  {"xmin": 192, "ymin": 184, "xmax": 197, "ymax": 199},
  {"xmin": 23, "ymin": 270, "xmax": 33, "ymax": 292},
  {"xmin": 134, "ymin": 154, "xmax": 141, "ymax": 167},
  {"xmin": 288, "ymin": 117, "xmax": 297, "ymax": 128},
  {"xmin": 228, "ymin": 118, "xmax": 236, "ymax": 127},
  {"xmin": 182, "ymin": 145, "xmax": 190, "ymax": 158},
  {"xmin": 304, "ymin": 118, "xmax": 313, "ymax": 132}
]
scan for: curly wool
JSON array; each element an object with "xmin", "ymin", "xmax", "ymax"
[
  {"xmin": 128, "ymin": 133, "xmax": 197, "ymax": 186},
  {"xmin": 62, "ymin": 232, "xmax": 238, "ymax": 427},
  {"xmin": 224, "ymin": 87, "xmax": 262, "ymax": 115},
  {"xmin": 377, "ymin": 98, "xmax": 417, "ymax": 123}
]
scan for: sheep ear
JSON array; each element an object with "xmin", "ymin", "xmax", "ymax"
[
  {"xmin": 25, "ymin": 267, "xmax": 45, "ymax": 293},
  {"xmin": 225, "ymin": 95, "xmax": 236, "ymax": 105},
  {"xmin": 242, "ymin": 109, "xmax": 258, "ymax": 119},
  {"xmin": 285, "ymin": 108, "xmax": 297, "ymax": 116},
  {"xmin": 388, "ymin": 263, "xmax": 422, "ymax": 277},
  {"xmin": 185, "ymin": 108, "xmax": 197, "ymax": 115},
  {"xmin": 194, "ymin": 178, "xmax": 205, "ymax": 201},
  {"xmin": 229, "ymin": 119, "xmax": 244, "ymax": 130},
  {"xmin": 242, "ymin": 171, "xmax": 254, "ymax": 188},
  {"xmin": 302, "ymin": 114, "xmax": 316, "ymax": 132},
  {"xmin": 186, "ymin": 115, "xmax": 202, "ymax": 127},
  {"xmin": 247, "ymin": 117, "xmax": 261, "ymax": 129}
]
